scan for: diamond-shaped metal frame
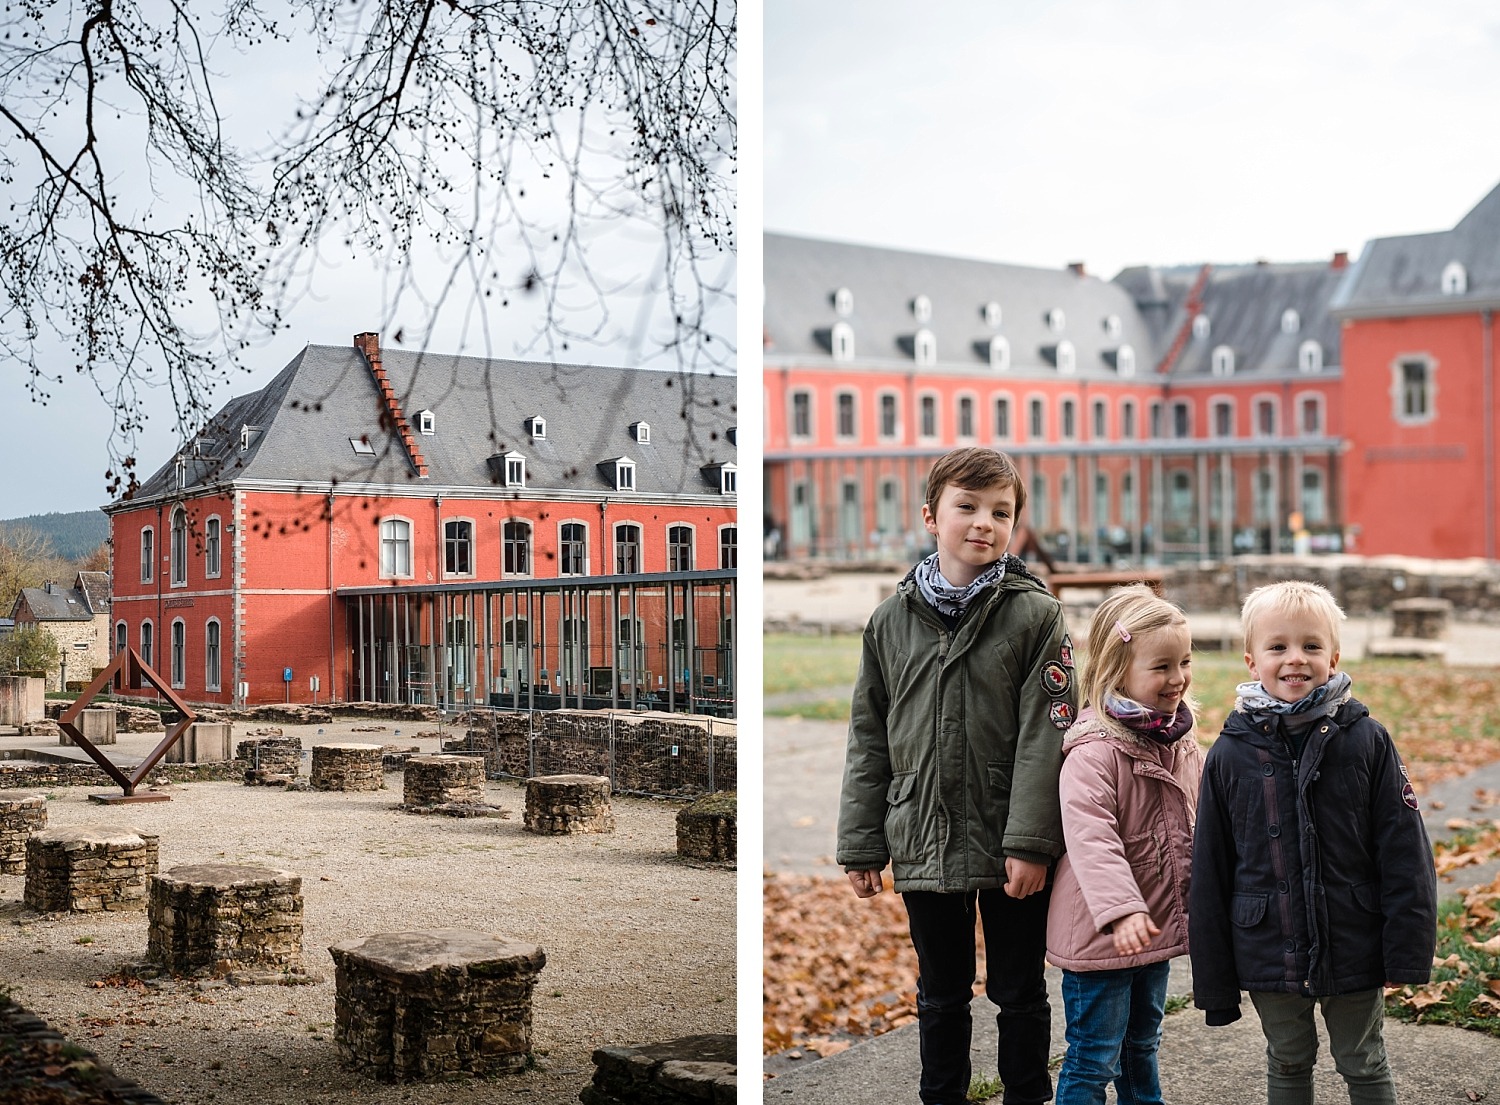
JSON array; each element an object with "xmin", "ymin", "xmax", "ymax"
[{"xmin": 57, "ymin": 646, "xmax": 197, "ymax": 800}]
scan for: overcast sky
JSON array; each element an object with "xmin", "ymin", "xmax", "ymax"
[{"xmin": 765, "ymin": 0, "xmax": 1500, "ymax": 276}]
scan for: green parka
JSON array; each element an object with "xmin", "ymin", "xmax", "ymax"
[{"xmin": 837, "ymin": 556, "xmax": 1074, "ymax": 892}]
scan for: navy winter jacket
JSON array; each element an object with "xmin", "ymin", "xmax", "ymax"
[{"xmin": 1189, "ymin": 697, "xmax": 1437, "ymax": 1022}]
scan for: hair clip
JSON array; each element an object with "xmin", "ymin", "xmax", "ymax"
[{"xmin": 1115, "ymin": 620, "xmax": 1131, "ymax": 643}]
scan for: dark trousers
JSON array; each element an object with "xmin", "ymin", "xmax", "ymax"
[{"xmin": 903, "ymin": 886, "xmax": 1053, "ymax": 1105}]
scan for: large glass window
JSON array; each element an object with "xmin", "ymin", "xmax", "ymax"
[
  {"xmin": 719, "ymin": 526, "xmax": 737, "ymax": 569},
  {"xmin": 668, "ymin": 525, "xmax": 695, "ymax": 572},
  {"xmin": 205, "ymin": 620, "xmax": 221, "ymax": 691},
  {"xmin": 790, "ymin": 391, "xmax": 812, "ymax": 438},
  {"xmin": 836, "ymin": 392, "xmax": 857, "ymax": 438},
  {"xmin": 1399, "ymin": 359, "xmax": 1431, "ymax": 420},
  {"xmin": 170, "ymin": 619, "xmax": 186, "ymax": 687},
  {"xmin": 140, "ymin": 527, "xmax": 154, "ymax": 583},
  {"xmin": 615, "ymin": 524, "xmax": 642, "ymax": 574},
  {"xmin": 170, "ymin": 508, "xmax": 188, "ymax": 586},
  {"xmin": 560, "ymin": 523, "xmax": 587, "ymax": 576},
  {"xmin": 205, "ymin": 516, "xmax": 222, "ymax": 578},
  {"xmin": 444, "ymin": 519, "xmax": 474, "ymax": 576},
  {"xmin": 879, "ymin": 393, "xmax": 899, "ymax": 438},
  {"xmin": 379, "ymin": 518, "xmax": 412, "ymax": 578},
  {"xmin": 503, "ymin": 519, "xmax": 531, "ymax": 576},
  {"xmin": 140, "ymin": 621, "xmax": 154, "ymax": 668}
]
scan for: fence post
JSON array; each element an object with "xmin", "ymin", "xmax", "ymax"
[
  {"xmin": 608, "ymin": 713, "xmax": 616, "ymax": 792},
  {"xmin": 706, "ymin": 717, "xmax": 715, "ymax": 793},
  {"xmin": 528, "ymin": 709, "xmax": 537, "ymax": 779}
]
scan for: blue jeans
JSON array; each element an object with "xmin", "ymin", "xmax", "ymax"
[{"xmin": 1055, "ymin": 961, "xmax": 1171, "ymax": 1105}]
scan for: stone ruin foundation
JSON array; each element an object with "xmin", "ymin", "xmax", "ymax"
[
  {"xmin": 524, "ymin": 774, "xmax": 615, "ymax": 835},
  {"xmin": 238, "ymin": 736, "xmax": 303, "ymax": 785},
  {"xmin": 25, "ymin": 827, "xmax": 159, "ymax": 913},
  {"xmin": 581, "ymin": 1034, "xmax": 736, "ymax": 1105},
  {"xmin": 311, "ymin": 743, "xmax": 385, "ymax": 792},
  {"xmin": 675, "ymin": 792, "xmax": 736, "ymax": 866},
  {"xmin": 400, "ymin": 755, "xmax": 504, "ymax": 817},
  {"xmin": 329, "ymin": 928, "xmax": 546, "ymax": 1082},
  {"xmin": 146, "ymin": 863, "xmax": 305, "ymax": 982},
  {"xmin": 0, "ymin": 791, "xmax": 46, "ymax": 875}
]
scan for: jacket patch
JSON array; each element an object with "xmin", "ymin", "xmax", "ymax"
[
  {"xmin": 1042, "ymin": 661, "xmax": 1070, "ymax": 697},
  {"xmin": 1401, "ymin": 782, "xmax": 1419, "ymax": 810},
  {"xmin": 1059, "ymin": 635, "xmax": 1074, "ymax": 668},
  {"xmin": 1049, "ymin": 701, "xmax": 1075, "ymax": 729}
]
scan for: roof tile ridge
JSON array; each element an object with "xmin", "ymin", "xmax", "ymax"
[
  {"xmin": 1154, "ymin": 263, "xmax": 1213, "ymax": 375},
  {"xmin": 357, "ymin": 336, "xmax": 429, "ymax": 478}
]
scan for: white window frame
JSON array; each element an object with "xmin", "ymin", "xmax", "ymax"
[
  {"xmin": 918, "ymin": 390, "xmax": 941, "ymax": 442},
  {"xmin": 911, "ymin": 294, "xmax": 932, "ymax": 322},
  {"xmin": 983, "ymin": 301, "xmax": 1002, "ymax": 328},
  {"xmin": 718, "ymin": 464, "xmax": 737, "ymax": 495},
  {"xmin": 1091, "ymin": 398, "xmax": 1108, "ymax": 440},
  {"xmin": 988, "ymin": 334, "xmax": 1011, "ymax": 370},
  {"xmin": 913, "ymin": 328, "xmax": 937, "ymax": 366},
  {"xmin": 1281, "ymin": 309, "xmax": 1300, "ymax": 334},
  {"xmin": 993, "ymin": 393, "xmax": 1013, "ymax": 440},
  {"xmin": 170, "ymin": 507, "xmax": 188, "ymax": 588},
  {"xmin": 1121, "ymin": 399, "xmax": 1138, "ymax": 440},
  {"xmin": 170, "ymin": 618, "xmax": 186, "ymax": 689},
  {"xmin": 140, "ymin": 526, "xmax": 155, "ymax": 584},
  {"xmin": 1103, "ymin": 314, "xmax": 1122, "ymax": 338},
  {"xmin": 614, "ymin": 522, "xmax": 643, "ymax": 575},
  {"xmin": 1027, "ymin": 394, "xmax": 1047, "ymax": 441},
  {"xmin": 443, "ymin": 517, "xmax": 476, "ymax": 578},
  {"xmin": 956, "ymin": 391, "xmax": 978, "ymax": 441},
  {"xmin": 1060, "ymin": 397, "xmax": 1078, "ymax": 441},
  {"xmin": 204, "ymin": 515, "xmax": 222, "ymax": 579},
  {"xmin": 140, "ymin": 619, "xmax": 154, "ymax": 668},
  {"xmin": 527, "ymin": 415, "xmax": 547, "ymax": 440},
  {"xmin": 1210, "ymin": 395, "xmax": 1236, "ymax": 439},
  {"xmin": 667, "ymin": 523, "xmax": 696, "ymax": 572},
  {"xmin": 835, "ymin": 390, "xmax": 859, "ymax": 440},
  {"xmin": 503, "ymin": 519, "xmax": 532, "ymax": 577},
  {"xmin": 789, "ymin": 389, "xmax": 814, "ymax": 440},
  {"xmin": 614, "ymin": 458, "xmax": 636, "ymax": 491},
  {"xmin": 1193, "ymin": 314, "xmax": 1210, "ymax": 339},
  {"xmin": 1117, "ymin": 343, "xmax": 1136, "ymax": 377},
  {"xmin": 1442, "ymin": 261, "xmax": 1467, "ymax": 295},
  {"xmin": 379, "ymin": 516, "xmax": 414, "ymax": 579},
  {"xmin": 831, "ymin": 321, "xmax": 855, "ymax": 361},
  {"xmin": 114, "ymin": 621, "xmax": 127, "ymax": 659},
  {"xmin": 1252, "ymin": 394, "xmax": 1279, "ymax": 439},
  {"xmin": 417, "ymin": 409, "xmax": 435, "ymax": 435},
  {"xmin": 1211, "ymin": 345, "xmax": 1235, "ymax": 377},
  {"xmin": 718, "ymin": 524, "xmax": 737, "ymax": 570},
  {"xmin": 632, "ymin": 421, "xmax": 651, "ymax": 444},
  {"xmin": 833, "ymin": 286, "xmax": 854, "ymax": 316},
  {"xmin": 877, "ymin": 390, "xmax": 901, "ymax": 441},
  {"xmin": 1392, "ymin": 354, "xmax": 1437, "ymax": 425},
  {"xmin": 1046, "ymin": 307, "xmax": 1066, "ymax": 334},
  {"xmin": 1299, "ymin": 393, "xmax": 1325, "ymax": 437},
  {"xmin": 503, "ymin": 452, "xmax": 526, "ymax": 488},
  {"xmin": 1055, "ymin": 340, "xmax": 1076, "ymax": 374},
  {"xmin": 1298, "ymin": 340, "xmax": 1323, "ymax": 374},
  {"xmin": 559, "ymin": 521, "xmax": 589, "ymax": 577}
]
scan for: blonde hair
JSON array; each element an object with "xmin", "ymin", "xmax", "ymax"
[
  {"xmin": 1240, "ymin": 580, "xmax": 1346, "ymax": 653},
  {"xmin": 1082, "ymin": 584, "xmax": 1193, "ymax": 713}
]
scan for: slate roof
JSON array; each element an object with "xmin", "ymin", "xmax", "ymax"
[
  {"xmin": 75, "ymin": 571, "xmax": 110, "ymax": 615},
  {"xmin": 764, "ymin": 232, "xmax": 1156, "ymax": 379},
  {"xmin": 1333, "ymin": 181, "xmax": 1500, "ymax": 314},
  {"xmin": 13, "ymin": 583, "xmax": 93, "ymax": 623},
  {"xmin": 121, "ymin": 344, "xmax": 736, "ymax": 504},
  {"xmin": 1115, "ymin": 261, "xmax": 1346, "ymax": 379}
]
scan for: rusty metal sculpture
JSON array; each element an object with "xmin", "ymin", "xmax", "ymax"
[{"xmin": 58, "ymin": 647, "xmax": 197, "ymax": 804}]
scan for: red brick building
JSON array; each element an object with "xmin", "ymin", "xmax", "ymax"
[
  {"xmin": 764, "ymin": 182, "xmax": 1500, "ymax": 563},
  {"xmin": 105, "ymin": 334, "xmax": 738, "ymax": 711}
]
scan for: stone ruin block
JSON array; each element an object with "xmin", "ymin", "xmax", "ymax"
[
  {"xmin": 25, "ymin": 827, "xmax": 159, "ymax": 913},
  {"xmin": 0, "ymin": 791, "xmax": 46, "ymax": 875},
  {"xmin": 329, "ymin": 929, "xmax": 545, "ymax": 1082},
  {"xmin": 524, "ymin": 774, "xmax": 614, "ymax": 835},
  {"xmin": 675, "ymin": 792, "xmax": 736, "ymax": 865},
  {"xmin": 59, "ymin": 707, "xmax": 117, "ymax": 747},
  {"xmin": 147, "ymin": 863, "xmax": 305, "ymax": 980},
  {"xmin": 165, "ymin": 722, "xmax": 233, "ymax": 764},
  {"xmin": 238, "ymin": 736, "xmax": 303, "ymax": 785},
  {"xmin": 581, "ymin": 1034, "xmax": 736, "ymax": 1105},
  {"xmin": 311, "ymin": 743, "xmax": 384, "ymax": 792},
  {"xmin": 1391, "ymin": 597, "xmax": 1453, "ymax": 640},
  {"xmin": 400, "ymin": 755, "xmax": 502, "ymax": 816}
]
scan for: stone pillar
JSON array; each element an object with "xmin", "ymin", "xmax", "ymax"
[
  {"xmin": 311, "ymin": 744, "xmax": 385, "ymax": 791},
  {"xmin": 675, "ymin": 792, "xmax": 737, "ymax": 865},
  {"xmin": 0, "ymin": 675, "xmax": 44, "ymax": 726},
  {"xmin": 238, "ymin": 737, "xmax": 303, "ymax": 785},
  {"xmin": 60, "ymin": 707, "xmax": 116, "ymax": 747},
  {"xmin": 524, "ymin": 774, "xmax": 615, "ymax": 835},
  {"xmin": 329, "ymin": 929, "xmax": 546, "ymax": 1082},
  {"xmin": 581, "ymin": 1035, "xmax": 737, "ymax": 1105},
  {"xmin": 0, "ymin": 791, "xmax": 46, "ymax": 875},
  {"xmin": 1391, "ymin": 597, "xmax": 1453, "ymax": 640},
  {"xmin": 147, "ymin": 864, "xmax": 304, "ymax": 980},
  {"xmin": 402, "ymin": 755, "xmax": 485, "ymax": 811},
  {"xmin": 166, "ymin": 722, "xmax": 233, "ymax": 764},
  {"xmin": 24, "ymin": 828, "xmax": 159, "ymax": 912}
]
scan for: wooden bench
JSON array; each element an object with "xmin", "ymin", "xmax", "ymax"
[{"xmin": 1048, "ymin": 570, "xmax": 1166, "ymax": 601}]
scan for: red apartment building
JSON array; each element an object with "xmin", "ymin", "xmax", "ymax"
[
  {"xmin": 764, "ymin": 181, "xmax": 1500, "ymax": 563},
  {"xmin": 105, "ymin": 334, "xmax": 738, "ymax": 712}
]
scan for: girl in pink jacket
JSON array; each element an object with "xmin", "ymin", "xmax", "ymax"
[{"xmin": 1047, "ymin": 585, "xmax": 1205, "ymax": 1105}]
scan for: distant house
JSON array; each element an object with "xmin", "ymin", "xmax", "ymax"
[{"xmin": 9, "ymin": 572, "xmax": 112, "ymax": 691}]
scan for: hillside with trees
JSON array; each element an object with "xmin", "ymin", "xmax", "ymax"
[{"xmin": 0, "ymin": 511, "xmax": 108, "ymax": 562}]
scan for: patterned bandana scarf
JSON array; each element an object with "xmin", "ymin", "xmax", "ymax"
[
  {"xmin": 913, "ymin": 551, "xmax": 1006, "ymax": 620},
  {"xmin": 1102, "ymin": 695, "xmax": 1194, "ymax": 745},
  {"xmin": 1235, "ymin": 669, "xmax": 1353, "ymax": 720}
]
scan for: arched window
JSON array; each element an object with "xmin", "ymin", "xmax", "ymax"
[
  {"xmin": 140, "ymin": 527, "xmax": 154, "ymax": 583},
  {"xmin": 170, "ymin": 507, "xmax": 188, "ymax": 586},
  {"xmin": 170, "ymin": 619, "xmax": 186, "ymax": 688},
  {"xmin": 1192, "ymin": 314, "xmax": 1211, "ymax": 339},
  {"xmin": 988, "ymin": 334, "xmax": 1011, "ymax": 370},
  {"xmin": 140, "ymin": 621, "xmax": 154, "ymax": 668},
  {"xmin": 614, "ymin": 523, "xmax": 642, "ymax": 574},
  {"xmin": 204, "ymin": 516, "xmax": 222, "ymax": 578},
  {"xmin": 668, "ymin": 525, "xmax": 695, "ymax": 572},
  {"xmin": 1298, "ymin": 340, "xmax": 1323, "ymax": 373},
  {"xmin": 1055, "ymin": 340, "xmax": 1076, "ymax": 374},
  {"xmin": 559, "ymin": 522, "xmax": 588, "ymax": 576},
  {"xmin": 205, "ymin": 620, "xmax": 222, "ymax": 691},
  {"xmin": 831, "ymin": 321, "xmax": 855, "ymax": 361},
  {"xmin": 379, "ymin": 517, "xmax": 413, "ymax": 578},
  {"xmin": 1117, "ymin": 344, "xmax": 1136, "ymax": 377},
  {"xmin": 1442, "ymin": 261, "xmax": 1467, "ymax": 295},
  {"xmin": 914, "ymin": 328, "xmax": 937, "ymax": 366},
  {"xmin": 503, "ymin": 519, "xmax": 531, "ymax": 576},
  {"xmin": 833, "ymin": 287, "xmax": 854, "ymax": 316},
  {"xmin": 444, "ymin": 519, "xmax": 474, "ymax": 576},
  {"xmin": 1211, "ymin": 345, "xmax": 1235, "ymax": 376},
  {"xmin": 114, "ymin": 621, "xmax": 127, "ymax": 658},
  {"xmin": 1281, "ymin": 309, "xmax": 1300, "ymax": 334},
  {"xmin": 719, "ymin": 525, "xmax": 737, "ymax": 569}
]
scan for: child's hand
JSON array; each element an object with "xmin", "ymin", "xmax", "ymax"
[
  {"xmin": 1003, "ymin": 857, "xmax": 1047, "ymax": 899},
  {"xmin": 1111, "ymin": 912, "xmax": 1160, "ymax": 956},
  {"xmin": 847, "ymin": 870, "xmax": 884, "ymax": 898}
]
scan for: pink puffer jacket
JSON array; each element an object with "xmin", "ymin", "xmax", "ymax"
[{"xmin": 1045, "ymin": 706, "xmax": 1204, "ymax": 972}]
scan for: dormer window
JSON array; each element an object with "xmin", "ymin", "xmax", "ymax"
[
  {"xmin": 833, "ymin": 287, "xmax": 854, "ymax": 316},
  {"xmin": 526, "ymin": 415, "xmax": 547, "ymax": 440},
  {"xmin": 983, "ymin": 301, "xmax": 1002, "ymax": 328},
  {"xmin": 1055, "ymin": 340, "xmax": 1076, "ymax": 374},
  {"xmin": 1046, "ymin": 308, "xmax": 1066, "ymax": 334},
  {"xmin": 911, "ymin": 294, "xmax": 932, "ymax": 323},
  {"xmin": 1298, "ymin": 340, "xmax": 1323, "ymax": 373},
  {"xmin": 703, "ymin": 462, "xmax": 737, "ymax": 495},
  {"xmin": 599, "ymin": 457, "xmax": 636, "ymax": 491},
  {"xmin": 1103, "ymin": 314, "xmax": 1122, "ymax": 338},
  {"xmin": 989, "ymin": 335, "xmax": 1011, "ymax": 370},
  {"xmin": 631, "ymin": 421, "xmax": 651, "ymax": 444},
  {"xmin": 1280, "ymin": 309, "xmax": 1300, "ymax": 334},
  {"xmin": 1193, "ymin": 314, "xmax": 1211, "ymax": 340},
  {"xmin": 502, "ymin": 452, "xmax": 526, "ymax": 488},
  {"xmin": 417, "ymin": 409, "xmax": 435, "ymax": 435},
  {"xmin": 1212, "ymin": 345, "xmax": 1236, "ymax": 376},
  {"xmin": 1117, "ymin": 344, "xmax": 1136, "ymax": 377},
  {"xmin": 832, "ymin": 320, "xmax": 855, "ymax": 361},
  {"xmin": 726, "ymin": 426, "xmax": 737, "ymax": 445},
  {"xmin": 914, "ymin": 328, "xmax": 936, "ymax": 366},
  {"xmin": 1442, "ymin": 261, "xmax": 1467, "ymax": 295},
  {"xmin": 240, "ymin": 424, "xmax": 260, "ymax": 451}
]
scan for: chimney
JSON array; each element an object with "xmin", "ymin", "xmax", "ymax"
[
  {"xmin": 1067, "ymin": 261, "xmax": 1086, "ymax": 277},
  {"xmin": 1331, "ymin": 251, "xmax": 1349, "ymax": 270},
  {"xmin": 354, "ymin": 332, "xmax": 381, "ymax": 371}
]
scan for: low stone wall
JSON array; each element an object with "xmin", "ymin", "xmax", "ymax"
[
  {"xmin": 0, "ymin": 998, "xmax": 168, "ymax": 1105},
  {"xmin": 329, "ymin": 929, "xmax": 546, "ymax": 1082},
  {"xmin": 25, "ymin": 828, "xmax": 159, "ymax": 913},
  {"xmin": 0, "ymin": 759, "xmax": 243, "ymax": 791},
  {"xmin": 676, "ymin": 792, "xmax": 736, "ymax": 866},
  {"xmin": 147, "ymin": 864, "xmax": 305, "ymax": 980},
  {"xmin": 455, "ymin": 711, "xmax": 736, "ymax": 798},
  {"xmin": 44, "ymin": 701, "xmax": 165, "ymax": 732},
  {"xmin": 0, "ymin": 791, "xmax": 46, "ymax": 874},
  {"xmin": 580, "ymin": 1034, "xmax": 736, "ymax": 1105}
]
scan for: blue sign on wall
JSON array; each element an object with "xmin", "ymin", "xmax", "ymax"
[{"xmin": 283, "ymin": 667, "xmax": 293, "ymax": 683}]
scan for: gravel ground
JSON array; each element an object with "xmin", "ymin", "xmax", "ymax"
[{"xmin": 0, "ymin": 725, "xmax": 734, "ymax": 1104}]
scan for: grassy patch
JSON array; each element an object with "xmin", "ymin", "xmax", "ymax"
[
  {"xmin": 968, "ymin": 1072, "xmax": 1004, "ymax": 1101},
  {"xmin": 764, "ymin": 634, "xmax": 863, "ymax": 697},
  {"xmin": 1385, "ymin": 876, "xmax": 1500, "ymax": 1035}
]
